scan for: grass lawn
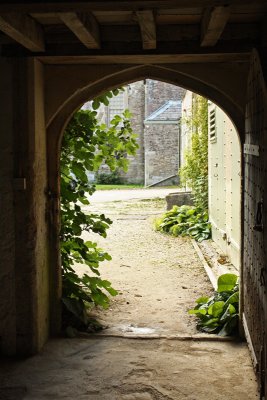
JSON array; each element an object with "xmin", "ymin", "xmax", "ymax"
[
  {"xmin": 95, "ymin": 184, "xmax": 179, "ymax": 190},
  {"xmin": 95, "ymin": 184, "xmax": 144, "ymax": 190}
]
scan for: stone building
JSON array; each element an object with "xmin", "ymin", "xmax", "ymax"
[
  {"xmin": 181, "ymin": 91, "xmax": 241, "ymax": 269},
  {"xmin": 144, "ymin": 98, "xmax": 182, "ymax": 186},
  {"xmin": 91, "ymin": 80, "xmax": 185, "ymax": 186}
]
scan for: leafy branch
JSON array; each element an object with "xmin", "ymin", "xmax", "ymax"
[{"xmin": 60, "ymin": 92, "xmax": 138, "ymax": 330}]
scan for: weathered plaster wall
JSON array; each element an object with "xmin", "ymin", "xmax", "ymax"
[{"xmin": 0, "ymin": 58, "xmax": 16, "ymax": 355}]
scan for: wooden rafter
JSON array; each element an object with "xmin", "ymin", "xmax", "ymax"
[
  {"xmin": 136, "ymin": 10, "xmax": 156, "ymax": 50},
  {"xmin": 0, "ymin": 1, "xmax": 265, "ymax": 13},
  {"xmin": 59, "ymin": 12, "xmax": 100, "ymax": 49},
  {"xmin": 0, "ymin": 13, "xmax": 44, "ymax": 51},
  {"xmin": 201, "ymin": 6, "xmax": 230, "ymax": 47}
]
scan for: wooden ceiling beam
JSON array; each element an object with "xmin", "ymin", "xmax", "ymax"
[
  {"xmin": 0, "ymin": 13, "xmax": 44, "ymax": 51},
  {"xmin": 201, "ymin": 6, "xmax": 230, "ymax": 47},
  {"xmin": 136, "ymin": 10, "xmax": 156, "ymax": 49},
  {"xmin": 0, "ymin": 1, "xmax": 264, "ymax": 13},
  {"xmin": 37, "ymin": 53, "xmax": 250, "ymax": 65},
  {"xmin": 59, "ymin": 12, "xmax": 100, "ymax": 49}
]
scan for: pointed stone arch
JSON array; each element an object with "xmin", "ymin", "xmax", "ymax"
[{"xmin": 46, "ymin": 60, "xmax": 247, "ymax": 336}]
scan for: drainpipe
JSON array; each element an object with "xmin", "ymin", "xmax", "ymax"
[
  {"xmin": 144, "ymin": 79, "xmax": 147, "ymax": 186},
  {"xmin": 178, "ymin": 117, "xmax": 181, "ymax": 175}
]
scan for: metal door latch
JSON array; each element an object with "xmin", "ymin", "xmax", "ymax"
[
  {"xmin": 253, "ymin": 200, "xmax": 263, "ymax": 232},
  {"xmin": 260, "ymin": 268, "xmax": 266, "ymax": 287}
]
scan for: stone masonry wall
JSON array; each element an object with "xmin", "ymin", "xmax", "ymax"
[
  {"xmin": 143, "ymin": 80, "xmax": 185, "ymax": 186},
  {"xmin": 145, "ymin": 79, "xmax": 186, "ymax": 117},
  {"xmin": 99, "ymin": 80, "xmax": 185, "ymax": 186},
  {"xmin": 144, "ymin": 124, "xmax": 180, "ymax": 186},
  {"xmin": 0, "ymin": 58, "xmax": 16, "ymax": 355},
  {"xmin": 119, "ymin": 81, "xmax": 145, "ymax": 184}
]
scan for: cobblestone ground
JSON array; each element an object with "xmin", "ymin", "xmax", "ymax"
[{"xmin": 0, "ymin": 195, "xmax": 259, "ymax": 400}]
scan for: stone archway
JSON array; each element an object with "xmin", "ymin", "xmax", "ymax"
[{"xmin": 46, "ymin": 61, "xmax": 247, "ymax": 336}]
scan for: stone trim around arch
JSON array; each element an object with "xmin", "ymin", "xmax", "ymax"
[{"xmin": 46, "ymin": 62, "xmax": 248, "ymax": 142}]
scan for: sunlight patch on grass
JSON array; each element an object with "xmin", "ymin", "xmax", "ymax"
[{"xmin": 95, "ymin": 184, "xmax": 143, "ymax": 190}]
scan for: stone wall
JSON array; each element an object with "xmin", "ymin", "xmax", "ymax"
[
  {"xmin": 0, "ymin": 59, "xmax": 50, "ymax": 356},
  {"xmin": 13, "ymin": 59, "xmax": 50, "ymax": 355},
  {"xmin": 0, "ymin": 59, "xmax": 252, "ymax": 358},
  {"xmin": 119, "ymin": 81, "xmax": 145, "ymax": 184},
  {"xmin": 0, "ymin": 58, "xmax": 16, "ymax": 355},
  {"xmin": 122, "ymin": 80, "xmax": 185, "ymax": 186},
  {"xmin": 96, "ymin": 80, "xmax": 185, "ymax": 186},
  {"xmin": 145, "ymin": 79, "xmax": 185, "ymax": 116},
  {"xmin": 143, "ymin": 80, "xmax": 185, "ymax": 186},
  {"xmin": 144, "ymin": 123, "xmax": 180, "ymax": 186}
]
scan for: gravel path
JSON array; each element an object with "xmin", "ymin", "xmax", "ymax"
[
  {"xmin": 81, "ymin": 197, "xmax": 213, "ymax": 336},
  {"xmin": 0, "ymin": 193, "xmax": 258, "ymax": 400}
]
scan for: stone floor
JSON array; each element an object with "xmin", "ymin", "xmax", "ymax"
[
  {"xmin": 0, "ymin": 193, "xmax": 259, "ymax": 400},
  {"xmin": 0, "ymin": 336, "xmax": 258, "ymax": 400}
]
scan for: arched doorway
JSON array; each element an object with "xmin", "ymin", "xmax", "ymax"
[{"xmin": 46, "ymin": 63, "xmax": 245, "ymax": 335}]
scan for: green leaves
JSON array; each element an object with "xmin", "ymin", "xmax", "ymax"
[
  {"xmin": 217, "ymin": 273, "xmax": 238, "ymax": 293},
  {"xmin": 155, "ymin": 205, "xmax": 211, "ymax": 242},
  {"xmin": 60, "ymin": 89, "xmax": 138, "ymax": 328},
  {"xmin": 188, "ymin": 273, "xmax": 239, "ymax": 336},
  {"xmin": 179, "ymin": 96, "xmax": 208, "ymax": 210},
  {"xmin": 208, "ymin": 301, "xmax": 225, "ymax": 317}
]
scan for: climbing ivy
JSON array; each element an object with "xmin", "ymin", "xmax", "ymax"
[
  {"xmin": 60, "ymin": 91, "xmax": 138, "ymax": 329},
  {"xmin": 179, "ymin": 95, "xmax": 208, "ymax": 210}
]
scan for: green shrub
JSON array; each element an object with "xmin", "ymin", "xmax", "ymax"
[
  {"xmin": 155, "ymin": 205, "xmax": 211, "ymax": 242},
  {"xmin": 95, "ymin": 170, "xmax": 123, "ymax": 185},
  {"xmin": 189, "ymin": 273, "xmax": 239, "ymax": 336}
]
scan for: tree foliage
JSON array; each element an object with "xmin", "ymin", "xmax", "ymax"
[
  {"xmin": 60, "ymin": 92, "xmax": 138, "ymax": 328},
  {"xmin": 179, "ymin": 95, "xmax": 208, "ymax": 210}
]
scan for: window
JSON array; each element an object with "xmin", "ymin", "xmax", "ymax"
[{"xmin": 209, "ymin": 108, "xmax": 217, "ymax": 142}]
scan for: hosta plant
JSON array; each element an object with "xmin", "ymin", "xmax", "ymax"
[
  {"xmin": 155, "ymin": 205, "xmax": 211, "ymax": 242},
  {"xmin": 189, "ymin": 273, "xmax": 239, "ymax": 336}
]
